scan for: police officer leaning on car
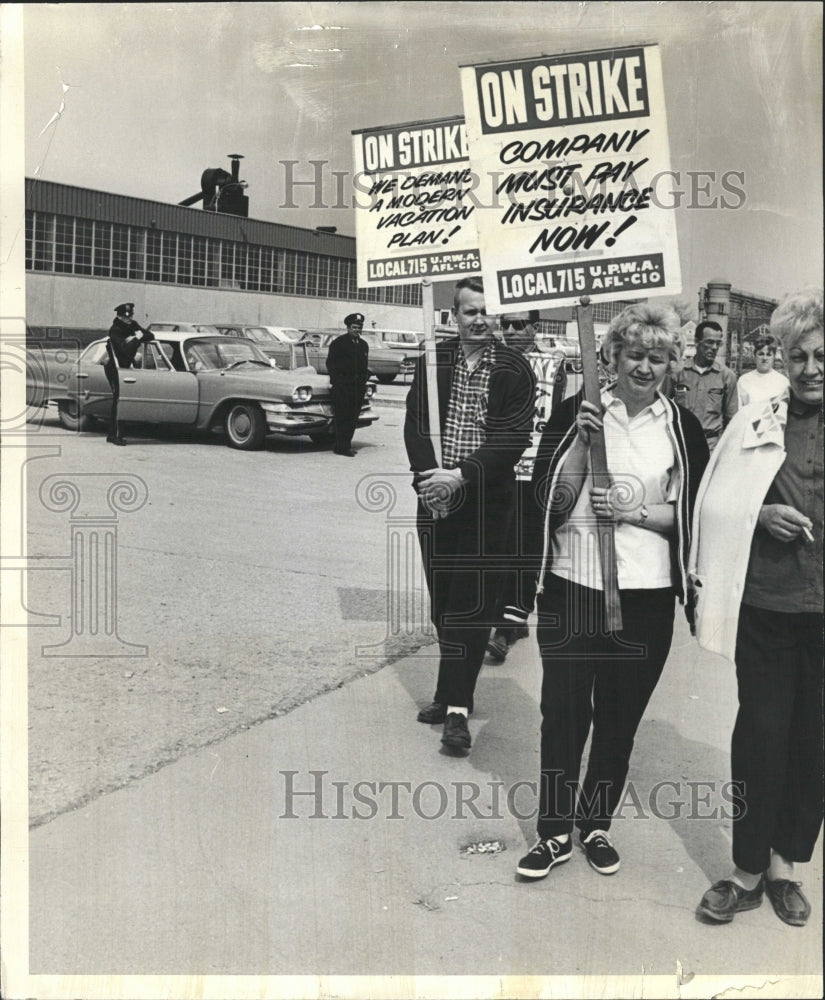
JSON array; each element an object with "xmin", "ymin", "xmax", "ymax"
[{"xmin": 104, "ymin": 302, "xmax": 154, "ymax": 446}]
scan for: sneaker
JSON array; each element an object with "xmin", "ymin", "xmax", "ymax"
[
  {"xmin": 579, "ymin": 830, "xmax": 620, "ymax": 874},
  {"xmin": 516, "ymin": 836, "xmax": 572, "ymax": 879},
  {"xmin": 487, "ymin": 629, "xmax": 511, "ymax": 662},
  {"xmin": 441, "ymin": 712, "xmax": 471, "ymax": 750}
]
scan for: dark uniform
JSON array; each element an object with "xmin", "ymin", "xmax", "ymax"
[
  {"xmin": 104, "ymin": 302, "xmax": 153, "ymax": 445},
  {"xmin": 326, "ymin": 312, "xmax": 370, "ymax": 456}
]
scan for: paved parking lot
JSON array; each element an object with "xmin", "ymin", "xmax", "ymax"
[{"xmin": 18, "ymin": 387, "xmax": 822, "ymax": 994}]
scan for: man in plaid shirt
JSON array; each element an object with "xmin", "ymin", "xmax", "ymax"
[{"xmin": 404, "ymin": 277, "xmax": 535, "ymax": 752}]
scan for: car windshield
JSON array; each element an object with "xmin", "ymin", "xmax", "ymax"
[
  {"xmin": 182, "ymin": 338, "xmax": 270, "ymax": 371},
  {"xmin": 242, "ymin": 327, "xmax": 276, "ymax": 343}
]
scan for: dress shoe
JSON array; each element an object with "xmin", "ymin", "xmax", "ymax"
[
  {"xmin": 333, "ymin": 448, "xmax": 356, "ymax": 457},
  {"xmin": 765, "ymin": 878, "xmax": 811, "ymax": 926},
  {"xmin": 441, "ymin": 712, "xmax": 471, "ymax": 750},
  {"xmin": 107, "ymin": 435, "xmax": 126, "ymax": 446},
  {"xmin": 697, "ymin": 878, "xmax": 764, "ymax": 922},
  {"xmin": 487, "ymin": 631, "xmax": 510, "ymax": 662},
  {"xmin": 417, "ymin": 701, "xmax": 446, "ymax": 724}
]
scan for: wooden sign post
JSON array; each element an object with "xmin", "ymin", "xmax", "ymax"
[
  {"xmin": 577, "ymin": 297, "xmax": 623, "ymax": 633},
  {"xmin": 421, "ymin": 279, "xmax": 442, "ymax": 466}
]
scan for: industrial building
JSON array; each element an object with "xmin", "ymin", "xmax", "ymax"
[{"xmin": 24, "ymin": 165, "xmax": 424, "ymax": 344}]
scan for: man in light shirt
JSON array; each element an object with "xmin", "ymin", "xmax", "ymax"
[{"xmin": 673, "ymin": 321, "xmax": 738, "ymax": 451}]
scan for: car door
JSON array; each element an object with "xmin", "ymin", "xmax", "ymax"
[
  {"xmin": 71, "ymin": 342, "xmax": 113, "ymax": 418},
  {"xmin": 116, "ymin": 342, "xmax": 200, "ymax": 424}
]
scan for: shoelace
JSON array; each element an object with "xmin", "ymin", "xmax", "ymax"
[
  {"xmin": 586, "ymin": 833, "xmax": 612, "ymax": 849},
  {"xmin": 531, "ymin": 838, "xmax": 562, "ymax": 857}
]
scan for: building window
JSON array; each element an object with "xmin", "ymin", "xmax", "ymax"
[
  {"xmin": 26, "ymin": 211, "xmax": 34, "ymax": 269},
  {"xmin": 192, "ymin": 236, "xmax": 206, "ymax": 287},
  {"xmin": 129, "ymin": 228, "xmax": 145, "ymax": 281},
  {"xmin": 234, "ymin": 244, "xmax": 247, "ymax": 289},
  {"xmin": 206, "ymin": 239, "xmax": 220, "ymax": 287},
  {"xmin": 280, "ymin": 250, "xmax": 297, "ymax": 295},
  {"xmin": 34, "ymin": 213, "xmax": 54, "ymax": 271},
  {"xmin": 74, "ymin": 218, "xmax": 93, "ymax": 275},
  {"xmin": 304, "ymin": 254, "xmax": 319, "ymax": 297},
  {"xmin": 159, "ymin": 232, "xmax": 175, "ymax": 283},
  {"xmin": 177, "ymin": 234, "xmax": 192, "ymax": 285},
  {"xmin": 55, "ymin": 215, "xmax": 74, "ymax": 273},
  {"xmin": 93, "ymin": 221, "xmax": 111, "ymax": 277},
  {"xmin": 247, "ymin": 245, "xmax": 260, "ymax": 291},
  {"xmin": 112, "ymin": 223, "xmax": 129, "ymax": 278},
  {"xmin": 259, "ymin": 247, "xmax": 273, "ymax": 293},
  {"xmin": 146, "ymin": 230, "xmax": 161, "ymax": 282},
  {"xmin": 220, "ymin": 242, "xmax": 236, "ymax": 288}
]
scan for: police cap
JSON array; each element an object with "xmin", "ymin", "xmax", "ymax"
[
  {"xmin": 344, "ymin": 313, "xmax": 364, "ymax": 327},
  {"xmin": 115, "ymin": 302, "xmax": 135, "ymax": 317}
]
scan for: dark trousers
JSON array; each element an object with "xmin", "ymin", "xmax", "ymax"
[
  {"xmin": 103, "ymin": 358, "xmax": 120, "ymax": 438},
  {"xmin": 536, "ymin": 573, "xmax": 675, "ymax": 839},
  {"xmin": 731, "ymin": 604, "xmax": 824, "ymax": 874},
  {"xmin": 331, "ymin": 384, "xmax": 365, "ymax": 451},
  {"xmin": 417, "ymin": 491, "xmax": 510, "ymax": 710},
  {"xmin": 492, "ymin": 477, "xmax": 541, "ymax": 629}
]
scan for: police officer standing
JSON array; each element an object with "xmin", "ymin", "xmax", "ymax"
[
  {"xmin": 326, "ymin": 312, "xmax": 370, "ymax": 456},
  {"xmin": 104, "ymin": 302, "xmax": 153, "ymax": 446}
]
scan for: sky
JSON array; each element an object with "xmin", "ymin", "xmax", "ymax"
[{"xmin": 17, "ymin": 1, "xmax": 824, "ymax": 305}]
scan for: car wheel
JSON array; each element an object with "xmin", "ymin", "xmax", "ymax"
[
  {"xmin": 375, "ymin": 373, "xmax": 396, "ymax": 384},
  {"xmin": 57, "ymin": 399, "xmax": 94, "ymax": 432},
  {"xmin": 225, "ymin": 402, "xmax": 266, "ymax": 450}
]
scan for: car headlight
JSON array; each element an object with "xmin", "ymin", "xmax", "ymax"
[
  {"xmin": 365, "ymin": 384, "xmax": 375, "ymax": 398},
  {"xmin": 291, "ymin": 385, "xmax": 313, "ymax": 402}
]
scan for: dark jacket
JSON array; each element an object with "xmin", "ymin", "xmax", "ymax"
[
  {"xmin": 530, "ymin": 386, "xmax": 709, "ymax": 609},
  {"xmin": 404, "ymin": 337, "xmax": 536, "ymax": 498},
  {"xmin": 326, "ymin": 333, "xmax": 370, "ymax": 387},
  {"xmin": 106, "ymin": 316, "xmax": 150, "ymax": 369}
]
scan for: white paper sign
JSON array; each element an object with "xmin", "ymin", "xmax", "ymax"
[
  {"xmin": 460, "ymin": 44, "xmax": 681, "ymax": 311},
  {"xmin": 352, "ymin": 116, "xmax": 481, "ymax": 287}
]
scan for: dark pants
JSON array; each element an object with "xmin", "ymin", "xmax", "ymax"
[
  {"xmin": 492, "ymin": 477, "xmax": 541, "ymax": 629},
  {"xmin": 731, "ymin": 604, "xmax": 824, "ymax": 874},
  {"xmin": 417, "ymin": 490, "xmax": 510, "ymax": 710},
  {"xmin": 103, "ymin": 356, "xmax": 120, "ymax": 439},
  {"xmin": 331, "ymin": 383, "xmax": 365, "ymax": 452},
  {"xmin": 536, "ymin": 573, "xmax": 675, "ymax": 839}
]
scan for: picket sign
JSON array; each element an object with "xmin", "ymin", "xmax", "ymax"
[
  {"xmin": 420, "ymin": 280, "xmax": 442, "ymax": 467},
  {"xmin": 577, "ymin": 297, "xmax": 623, "ymax": 632}
]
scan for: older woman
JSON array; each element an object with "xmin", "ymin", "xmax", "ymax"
[
  {"xmin": 737, "ymin": 335, "xmax": 789, "ymax": 406},
  {"xmin": 692, "ymin": 288, "xmax": 823, "ymax": 926},
  {"xmin": 517, "ymin": 303, "xmax": 709, "ymax": 880}
]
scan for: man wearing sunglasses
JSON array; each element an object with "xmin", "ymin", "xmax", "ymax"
[{"xmin": 487, "ymin": 311, "xmax": 568, "ymax": 661}]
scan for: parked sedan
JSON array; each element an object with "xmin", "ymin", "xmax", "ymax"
[
  {"xmin": 40, "ymin": 333, "xmax": 378, "ymax": 450},
  {"xmin": 148, "ymin": 321, "xmax": 223, "ymax": 335},
  {"xmin": 214, "ymin": 324, "xmax": 303, "ymax": 345},
  {"xmin": 271, "ymin": 330, "xmax": 416, "ymax": 384}
]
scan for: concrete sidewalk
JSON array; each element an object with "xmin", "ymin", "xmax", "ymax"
[{"xmin": 29, "ymin": 615, "xmax": 822, "ymax": 990}]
